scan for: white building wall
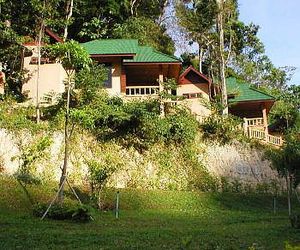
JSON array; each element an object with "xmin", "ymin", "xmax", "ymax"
[{"xmin": 22, "ymin": 45, "xmax": 67, "ymax": 103}]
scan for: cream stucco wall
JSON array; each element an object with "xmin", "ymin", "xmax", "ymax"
[
  {"xmin": 22, "ymin": 45, "xmax": 67, "ymax": 103},
  {"xmin": 106, "ymin": 62, "xmax": 122, "ymax": 96},
  {"xmin": 177, "ymin": 83, "xmax": 209, "ymax": 100},
  {"xmin": 177, "ymin": 83, "xmax": 211, "ymax": 117}
]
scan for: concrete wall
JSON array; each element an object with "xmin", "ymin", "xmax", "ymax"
[{"xmin": 22, "ymin": 45, "xmax": 67, "ymax": 103}]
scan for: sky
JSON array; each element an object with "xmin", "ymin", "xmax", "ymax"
[{"xmin": 238, "ymin": 0, "xmax": 300, "ymax": 85}]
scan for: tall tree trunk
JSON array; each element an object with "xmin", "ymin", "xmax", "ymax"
[
  {"xmin": 216, "ymin": 0, "xmax": 228, "ymax": 115},
  {"xmin": 58, "ymin": 72, "xmax": 72, "ymax": 203},
  {"xmin": 286, "ymin": 171, "xmax": 292, "ymax": 216},
  {"xmin": 199, "ymin": 45, "xmax": 203, "ymax": 73},
  {"xmin": 63, "ymin": 0, "xmax": 73, "ymax": 41},
  {"xmin": 157, "ymin": 0, "xmax": 169, "ymax": 25},
  {"xmin": 36, "ymin": 21, "xmax": 44, "ymax": 123},
  {"xmin": 130, "ymin": 0, "xmax": 138, "ymax": 16}
]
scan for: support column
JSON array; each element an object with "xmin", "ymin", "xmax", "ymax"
[
  {"xmin": 243, "ymin": 118, "xmax": 248, "ymax": 136},
  {"xmin": 120, "ymin": 66, "xmax": 126, "ymax": 94},
  {"xmin": 262, "ymin": 104, "xmax": 269, "ymax": 137},
  {"xmin": 158, "ymin": 65, "xmax": 164, "ymax": 117},
  {"xmin": 158, "ymin": 64, "xmax": 164, "ymax": 92}
]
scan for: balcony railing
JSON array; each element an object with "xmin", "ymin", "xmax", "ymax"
[
  {"xmin": 125, "ymin": 86, "xmax": 160, "ymax": 96},
  {"xmin": 248, "ymin": 127, "xmax": 283, "ymax": 147},
  {"xmin": 245, "ymin": 118, "xmax": 264, "ymax": 127}
]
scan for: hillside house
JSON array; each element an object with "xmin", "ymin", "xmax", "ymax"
[
  {"xmin": 22, "ymin": 38, "xmax": 281, "ymax": 145},
  {"xmin": 80, "ymin": 39, "xmax": 212, "ymax": 117}
]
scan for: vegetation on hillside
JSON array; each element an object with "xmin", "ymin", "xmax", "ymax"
[{"xmin": 0, "ymin": 1, "xmax": 299, "ymax": 247}]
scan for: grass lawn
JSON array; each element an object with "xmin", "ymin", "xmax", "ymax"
[{"xmin": 0, "ymin": 176, "xmax": 299, "ymax": 250}]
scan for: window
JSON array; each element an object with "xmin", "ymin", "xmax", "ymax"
[
  {"xmin": 103, "ymin": 64, "xmax": 112, "ymax": 88},
  {"xmin": 29, "ymin": 57, "xmax": 55, "ymax": 64},
  {"xmin": 183, "ymin": 93, "xmax": 202, "ymax": 99}
]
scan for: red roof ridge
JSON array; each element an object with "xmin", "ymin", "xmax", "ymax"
[
  {"xmin": 45, "ymin": 27, "xmax": 63, "ymax": 43},
  {"xmin": 179, "ymin": 65, "xmax": 211, "ymax": 84}
]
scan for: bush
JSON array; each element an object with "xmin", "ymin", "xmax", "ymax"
[
  {"xmin": 165, "ymin": 110, "xmax": 198, "ymax": 145},
  {"xmin": 200, "ymin": 114, "xmax": 243, "ymax": 144},
  {"xmin": 33, "ymin": 203, "xmax": 92, "ymax": 222}
]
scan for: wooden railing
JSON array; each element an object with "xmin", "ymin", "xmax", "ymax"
[
  {"xmin": 126, "ymin": 86, "xmax": 159, "ymax": 96},
  {"xmin": 244, "ymin": 118, "xmax": 264, "ymax": 127},
  {"xmin": 243, "ymin": 118, "xmax": 284, "ymax": 147},
  {"xmin": 248, "ymin": 128, "xmax": 283, "ymax": 147},
  {"xmin": 267, "ymin": 134, "xmax": 284, "ymax": 146},
  {"xmin": 248, "ymin": 128, "xmax": 265, "ymax": 140}
]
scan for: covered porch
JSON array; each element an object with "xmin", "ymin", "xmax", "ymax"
[
  {"xmin": 229, "ymin": 100, "xmax": 283, "ymax": 146},
  {"xmin": 122, "ymin": 63, "xmax": 181, "ymax": 97}
]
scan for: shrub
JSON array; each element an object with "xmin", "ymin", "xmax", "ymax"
[
  {"xmin": 33, "ymin": 203, "xmax": 92, "ymax": 222},
  {"xmin": 165, "ymin": 110, "xmax": 198, "ymax": 145},
  {"xmin": 200, "ymin": 114, "xmax": 243, "ymax": 144}
]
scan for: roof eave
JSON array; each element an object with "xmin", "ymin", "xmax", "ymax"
[
  {"xmin": 90, "ymin": 53, "xmax": 136, "ymax": 59},
  {"xmin": 179, "ymin": 65, "xmax": 211, "ymax": 84},
  {"xmin": 229, "ymin": 99, "xmax": 275, "ymax": 104},
  {"xmin": 123, "ymin": 62, "xmax": 181, "ymax": 65}
]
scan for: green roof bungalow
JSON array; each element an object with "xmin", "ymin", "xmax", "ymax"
[
  {"xmin": 81, "ymin": 39, "xmax": 280, "ymax": 145},
  {"xmin": 81, "ymin": 39, "xmax": 181, "ymax": 97},
  {"xmin": 226, "ymin": 77, "xmax": 276, "ymax": 140}
]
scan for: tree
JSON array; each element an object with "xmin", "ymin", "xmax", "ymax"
[
  {"xmin": 113, "ymin": 17, "xmax": 175, "ymax": 55},
  {"xmin": 269, "ymin": 85, "xmax": 300, "ymax": 133},
  {"xmin": 86, "ymin": 157, "xmax": 118, "ymax": 209},
  {"xmin": 176, "ymin": 0, "xmax": 217, "ymax": 73},
  {"xmin": 266, "ymin": 131, "xmax": 300, "ymax": 216},
  {"xmin": 176, "ymin": 0, "xmax": 295, "ymax": 112},
  {"xmin": 63, "ymin": 0, "xmax": 74, "ymax": 41},
  {"xmin": 46, "ymin": 41, "xmax": 92, "ymax": 202},
  {"xmin": 68, "ymin": 0, "xmax": 169, "ymax": 42},
  {"xmin": 176, "ymin": 0, "xmax": 238, "ymax": 114}
]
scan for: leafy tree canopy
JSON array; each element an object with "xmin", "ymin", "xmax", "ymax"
[{"xmin": 113, "ymin": 17, "xmax": 175, "ymax": 55}]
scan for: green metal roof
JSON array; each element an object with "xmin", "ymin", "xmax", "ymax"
[
  {"xmin": 81, "ymin": 39, "xmax": 138, "ymax": 55},
  {"xmin": 81, "ymin": 39, "xmax": 180, "ymax": 63},
  {"xmin": 124, "ymin": 46, "xmax": 179, "ymax": 63},
  {"xmin": 226, "ymin": 77, "xmax": 274, "ymax": 103}
]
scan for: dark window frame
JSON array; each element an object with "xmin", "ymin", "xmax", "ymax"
[{"xmin": 103, "ymin": 63, "xmax": 112, "ymax": 88}]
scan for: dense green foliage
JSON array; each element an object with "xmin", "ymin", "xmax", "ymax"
[
  {"xmin": 200, "ymin": 114, "xmax": 243, "ymax": 144},
  {"xmin": 266, "ymin": 132, "xmax": 300, "ymax": 187},
  {"xmin": 269, "ymin": 85, "xmax": 300, "ymax": 134},
  {"xmin": 176, "ymin": 0, "xmax": 295, "ymax": 90},
  {"xmin": 113, "ymin": 17, "xmax": 175, "ymax": 55},
  {"xmin": 70, "ymin": 0, "xmax": 169, "ymax": 41}
]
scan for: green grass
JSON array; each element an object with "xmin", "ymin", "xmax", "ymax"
[{"xmin": 0, "ymin": 175, "xmax": 300, "ymax": 250}]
